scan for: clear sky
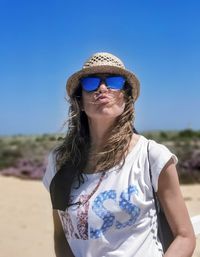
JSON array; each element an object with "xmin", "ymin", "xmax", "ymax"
[{"xmin": 0, "ymin": 0, "xmax": 200, "ymax": 135}]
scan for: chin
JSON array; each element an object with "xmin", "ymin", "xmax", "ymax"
[
  {"xmin": 85, "ymin": 103, "xmax": 125, "ymax": 120},
  {"xmin": 92, "ymin": 108, "xmax": 124, "ymax": 119}
]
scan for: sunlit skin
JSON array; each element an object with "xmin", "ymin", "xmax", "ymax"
[
  {"xmin": 80, "ymin": 74, "xmax": 126, "ymax": 116},
  {"xmin": 82, "ymin": 83, "xmax": 125, "ymax": 119},
  {"xmin": 81, "ymin": 81, "xmax": 128, "ymax": 149}
]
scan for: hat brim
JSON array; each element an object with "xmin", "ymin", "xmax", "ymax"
[{"xmin": 66, "ymin": 65, "xmax": 140, "ymax": 101}]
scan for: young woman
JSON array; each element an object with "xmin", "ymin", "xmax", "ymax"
[{"xmin": 43, "ymin": 52, "xmax": 196, "ymax": 257}]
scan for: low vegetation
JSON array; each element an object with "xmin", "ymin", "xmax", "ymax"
[{"xmin": 0, "ymin": 129, "xmax": 200, "ymax": 183}]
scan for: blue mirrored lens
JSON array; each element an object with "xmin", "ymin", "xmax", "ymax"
[
  {"xmin": 80, "ymin": 76, "xmax": 126, "ymax": 92},
  {"xmin": 81, "ymin": 77, "xmax": 100, "ymax": 92},
  {"xmin": 106, "ymin": 76, "xmax": 125, "ymax": 90}
]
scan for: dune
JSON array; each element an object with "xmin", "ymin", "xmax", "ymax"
[{"xmin": 0, "ymin": 176, "xmax": 199, "ymax": 257}]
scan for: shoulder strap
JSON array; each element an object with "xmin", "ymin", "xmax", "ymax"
[
  {"xmin": 147, "ymin": 141, "xmax": 158, "ymax": 202},
  {"xmin": 147, "ymin": 141, "xmax": 160, "ymax": 213},
  {"xmin": 147, "ymin": 141, "xmax": 166, "ymax": 247}
]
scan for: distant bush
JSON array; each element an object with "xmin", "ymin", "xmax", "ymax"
[
  {"xmin": 0, "ymin": 134, "xmax": 60, "ymax": 170},
  {"xmin": 143, "ymin": 129, "xmax": 200, "ymax": 142},
  {"xmin": 0, "ymin": 148, "xmax": 22, "ymax": 168},
  {"xmin": 178, "ymin": 129, "xmax": 199, "ymax": 139},
  {"xmin": 48, "ymin": 135, "xmax": 57, "ymax": 141},
  {"xmin": 178, "ymin": 170, "xmax": 200, "ymax": 184},
  {"xmin": 159, "ymin": 131, "xmax": 168, "ymax": 140},
  {"xmin": 35, "ymin": 134, "xmax": 58, "ymax": 142},
  {"xmin": 0, "ymin": 132, "xmax": 200, "ymax": 183}
]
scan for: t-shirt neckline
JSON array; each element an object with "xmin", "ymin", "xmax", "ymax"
[{"xmin": 83, "ymin": 135, "xmax": 145, "ymax": 177}]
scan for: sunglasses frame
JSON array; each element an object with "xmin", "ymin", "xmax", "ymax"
[{"xmin": 80, "ymin": 74, "xmax": 126, "ymax": 93}]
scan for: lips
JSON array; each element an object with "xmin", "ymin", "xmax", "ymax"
[
  {"xmin": 98, "ymin": 95, "xmax": 108, "ymax": 100},
  {"xmin": 94, "ymin": 94, "xmax": 111, "ymax": 103}
]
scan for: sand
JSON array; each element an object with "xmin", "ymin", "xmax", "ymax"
[{"xmin": 0, "ymin": 176, "xmax": 199, "ymax": 257}]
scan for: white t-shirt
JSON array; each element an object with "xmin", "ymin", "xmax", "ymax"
[{"xmin": 43, "ymin": 135, "xmax": 178, "ymax": 257}]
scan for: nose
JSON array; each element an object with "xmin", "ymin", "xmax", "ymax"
[{"xmin": 97, "ymin": 81, "xmax": 109, "ymax": 93}]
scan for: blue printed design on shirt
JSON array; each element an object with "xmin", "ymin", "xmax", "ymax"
[
  {"xmin": 116, "ymin": 185, "xmax": 140, "ymax": 229},
  {"xmin": 90, "ymin": 190, "xmax": 116, "ymax": 239}
]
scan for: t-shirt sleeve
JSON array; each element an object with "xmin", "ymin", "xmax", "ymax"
[
  {"xmin": 148, "ymin": 140, "xmax": 178, "ymax": 192},
  {"xmin": 42, "ymin": 151, "xmax": 57, "ymax": 192}
]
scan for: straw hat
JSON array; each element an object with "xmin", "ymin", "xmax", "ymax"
[{"xmin": 66, "ymin": 52, "xmax": 140, "ymax": 101}]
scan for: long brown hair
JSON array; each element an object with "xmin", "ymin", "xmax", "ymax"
[{"xmin": 54, "ymin": 82, "xmax": 135, "ymax": 203}]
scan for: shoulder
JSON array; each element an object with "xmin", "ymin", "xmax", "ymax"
[
  {"xmin": 143, "ymin": 137, "xmax": 178, "ymax": 192},
  {"xmin": 148, "ymin": 139, "xmax": 178, "ymax": 165}
]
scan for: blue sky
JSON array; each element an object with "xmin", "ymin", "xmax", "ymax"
[{"xmin": 0, "ymin": 0, "xmax": 200, "ymax": 135}]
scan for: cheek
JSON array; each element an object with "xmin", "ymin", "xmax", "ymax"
[
  {"xmin": 81, "ymin": 92, "xmax": 94, "ymax": 113},
  {"xmin": 116, "ymin": 100, "xmax": 126, "ymax": 115},
  {"xmin": 106, "ymin": 91, "xmax": 126, "ymax": 115},
  {"xmin": 115, "ymin": 91, "xmax": 126, "ymax": 107},
  {"xmin": 115, "ymin": 92, "xmax": 127, "ymax": 114}
]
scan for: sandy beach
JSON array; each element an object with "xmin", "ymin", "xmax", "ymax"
[{"xmin": 0, "ymin": 176, "xmax": 199, "ymax": 257}]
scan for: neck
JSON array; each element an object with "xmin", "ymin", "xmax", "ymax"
[{"xmin": 88, "ymin": 117, "xmax": 116, "ymax": 150}]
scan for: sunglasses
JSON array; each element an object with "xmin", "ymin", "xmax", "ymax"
[{"xmin": 80, "ymin": 75, "xmax": 126, "ymax": 93}]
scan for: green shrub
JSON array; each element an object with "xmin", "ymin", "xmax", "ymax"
[{"xmin": 178, "ymin": 129, "xmax": 199, "ymax": 139}]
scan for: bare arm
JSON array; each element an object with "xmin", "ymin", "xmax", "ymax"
[
  {"xmin": 53, "ymin": 210, "xmax": 75, "ymax": 257},
  {"xmin": 157, "ymin": 159, "xmax": 196, "ymax": 257}
]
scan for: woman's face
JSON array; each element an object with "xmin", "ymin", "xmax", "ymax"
[{"xmin": 80, "ymin": 75, "xmax": 126, "ymax": 121}]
